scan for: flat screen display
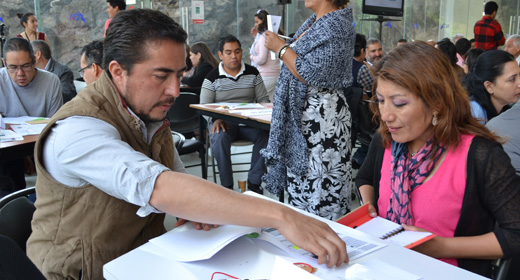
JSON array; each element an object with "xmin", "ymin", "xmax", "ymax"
[{"xmin": 362, "ymin": 0, "xmax": 404, "ymax": 17}]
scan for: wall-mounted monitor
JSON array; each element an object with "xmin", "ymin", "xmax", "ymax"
[{"xmin": 362, "ymin": 0, "xmax": 404, "ymax": 17}]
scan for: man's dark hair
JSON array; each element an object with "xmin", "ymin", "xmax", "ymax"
[
  {"xmin": 455, "ymin": 38, "xmax": 471, "ymax": 56},
  {"xmin": 81, "ymin": 40, "xmax": 104, "ymax": 66},
  {"xmin": 484, "ymin": 1, "xmax": 498, "ymax": 15},
  {"xmin": 103, "ymin": 9, "xmax": 187, "ymax": 77},
  {"xmin": 469, "ymin": 38, "xmax": 476, "ymax": 44},
  {"xmin": 354, "ymin": 33, "xmax": 367, "ymax": 57},
  {"xmin": 218, "ymin": 35, "xmax": 241, "ymax": 53},
  {"xmin": 30, "ymin": 40, "xmax": 52, "ymax": 60},
  {"xmin": 107, "ymin": 0, "xmax": 126, "ymax": 10},
  {"xmin": 398, "ymin": 38, "xmax": 408, "ymax": 43},
  {"xmin": 3, "ymin": 37, "xmax": 34, "ymax": 63}
]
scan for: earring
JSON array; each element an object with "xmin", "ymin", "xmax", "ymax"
[{"xmin": 432, "ymin": 112, "xmax": 438, "ymax": 126}]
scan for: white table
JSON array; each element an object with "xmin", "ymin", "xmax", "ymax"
[{"xmin": 103, "ymin": 193, "xmax": 490, "ymax": 280}]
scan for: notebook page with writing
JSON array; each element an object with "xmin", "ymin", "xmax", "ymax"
[{"xmin": 355, "ymin": 216, "xmax": 403, "ymax": 239}]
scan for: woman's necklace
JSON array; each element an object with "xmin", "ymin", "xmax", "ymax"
[{"xmin": 24, "ymin": 31, "xmax": 36, "ymax": 41}]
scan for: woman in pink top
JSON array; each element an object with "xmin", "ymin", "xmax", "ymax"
[
  {"xmin": 250, "ymin": 10, "xmax": 280, "ymax": 101},
  {"xmin": 356, "ymin": 42, "xmax": 520, "ymax": 278}
]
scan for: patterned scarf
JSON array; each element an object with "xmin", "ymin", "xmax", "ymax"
[{"xmin": 386, "ymin": 139, "xmax": 446, "ymax": 225}]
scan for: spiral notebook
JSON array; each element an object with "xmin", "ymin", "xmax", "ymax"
[{"xmin": 336, "ymin": 204, "xmax": 436, "ymax": 248}]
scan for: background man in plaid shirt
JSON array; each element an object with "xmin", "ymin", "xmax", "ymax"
[{"xmin": 473, "ymin": 1, "xmax": 505, "ymax": 50}]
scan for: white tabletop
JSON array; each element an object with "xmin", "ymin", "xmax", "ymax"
[{"xmin": 103, "ymin": 193, "xmax": 490, "ymax": 280}]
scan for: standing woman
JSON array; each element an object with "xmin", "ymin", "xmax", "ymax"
[
  {"xmin": 262, "ymin": 0, "xmax": 355, "ymax": 220},
  {"xmin": 16, "ymin": 13, "xmax": 51, "ymax": 49},
  {"xmin": 463, "ymin": 50, "xmax": 520, "ymax": 124},
  {"xmin": 181, "ymin": 42, "xmax": 219, "ymax": 89},
  {"xmin": 250, "ymin": 10, "xmax": 281, "ymax": 101}
]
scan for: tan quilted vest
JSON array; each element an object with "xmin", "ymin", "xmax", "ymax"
[{"xmin": 27, "ymin": 72, "xmax": 175, "ymax": 279}]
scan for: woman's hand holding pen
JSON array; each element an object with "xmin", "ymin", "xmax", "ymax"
[{"xmin": 264, "ymin": 30, "xmax": 286, "ymax": 53}]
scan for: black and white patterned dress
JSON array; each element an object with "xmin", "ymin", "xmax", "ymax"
[
  {"xmin": 261, "ymin": 7, "xmax": 355, "ymax": 221},
  {"xmin": 286, "ymin": 87, "xmax": 352, "ymax": 220}
]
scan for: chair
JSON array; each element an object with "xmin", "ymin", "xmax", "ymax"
[
  {"xmin": 0, "ymin": 187, "xmax": 36, "ymax": 253},
  {"xmin": 0, "ymin": 235, "xmax": 45, "ymax": 279},
  {"xmin": 167, "ymin": 93, "xmax": 207, "ymax": 178},
  {"xmin": 167, "ymin": 92, "xmax": 201, "ymax": 139},
  {"xmin": 209, "ymin": 140, "xmax": 254, "ymax": 184},
  {"xmin": 345, "ymin": 86, "xmax": 377, "ymax": 148},
  {"xmin": 493, "ymin": 258, "xmax": 511, "ymax": 280}
]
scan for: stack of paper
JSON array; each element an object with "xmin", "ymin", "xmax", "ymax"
[
  {"xmin": 0, "ymin": 129, "xmax": 24, "ymax": 142},
  {"xmin": 10, "ymin": 122, "xmax": 47, "ymax": 136},
  {"xmin": 142, "ymin": 223, "xmax": 261, "ymax": 262},
  {"xmin": 229, "ymin": 109, "xmax": 273, "ymax": 116}
]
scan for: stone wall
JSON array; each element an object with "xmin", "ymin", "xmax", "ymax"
[{"xmin": 0, "ymin": 0, "xmax": 311, "ymax": 79}]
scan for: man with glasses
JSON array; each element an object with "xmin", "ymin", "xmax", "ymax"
[
  {"xmin": 79, "ymin": 40, "xmax": 103, "ymax": 85},
  {"xmin": 0, "ymin": 37, "xmax": 63, "ymax": 196},
  {"xmin": 0, "ymin": 37, "xmax": 63, "ymax": 118}
]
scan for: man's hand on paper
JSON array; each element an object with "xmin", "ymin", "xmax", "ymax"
[
  {"xmin": 276, "ymin": 210, "xmax": 349, "ymax": 268},
  {"xmin": 175, "ymin": 218, "xmax": 219, "ymax": 231},
  {"xmin": 211, "ymin": 119, "xmax": 229, "ymax": 134}
]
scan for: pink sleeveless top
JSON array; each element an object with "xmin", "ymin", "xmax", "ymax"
[{"xmin": 378, "ymin": 134, "xmax": 475, "ymax": 266}]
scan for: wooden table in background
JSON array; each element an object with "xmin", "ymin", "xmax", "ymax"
[{"xmin": 0, "ymin": 132, "xmax": 38, "ymax": 163}]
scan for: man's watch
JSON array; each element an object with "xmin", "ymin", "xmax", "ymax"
[{"xmin": 278, "ymin": 45, "xmax": 290, "ymax": 60}]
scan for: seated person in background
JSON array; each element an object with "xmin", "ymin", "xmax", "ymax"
[
  {"xmin": 357, "ymin": 38, "xmax": 382, "ymax": 94},
  {"xmin": 505, "ymin": 34, "xmax": 520, "ymax": 65},
  {"xmin": 463, "ymin": 50, "xmax": 520, "ymax": 124},
  {"xmin": 454, "ymin": 38, "xmax": 471, "ymax": 68},
  {"xmin": 200, "ymin": 35, "xmax": 270, "ymax": 194},
  {"xmin": 462, "ymin": 48, "xmax": 484, "ymax": 74},
  {"xmin": 0, "ymin": 37, "xmax": 63, "ymax": 118},
  {"xmin": 181, "ymin": 42, "xmax": 219, "ymax": 88},
  {"xmin": 487, "ymin": 99, "xmax": 520, "ymax": 175},
  {"xmin": 396, "ymin": 38, "xmax": 407, "ymax": 47},
  {"xmin": 356, "ymin": 42, "xmax": 520, "ymax": 278},
  {"xmin": 27, "ymin": 10, "xmax": 347, "ymax": 279},
  {"xmin": 79, "ymin": 40, "xmax": 104, "ymax": 85},
  {"xmin": 31, "ymin": 40, "xmax": 77, "ymax": 103},
  {"xmin": 0, "ymin": 37, "xmax": 63, "ymax": 194},
  {"xmin": 351, "ymin": 33, "xmax": 368, "ymax": 89},
  {"xmin": 436, "ymin": 38, "xmax": 465, "ymax": 81}
]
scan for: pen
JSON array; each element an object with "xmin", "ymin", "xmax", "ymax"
[{"xmin": 277, "ymin": 34, "xmax": 292, "ymax": 40}]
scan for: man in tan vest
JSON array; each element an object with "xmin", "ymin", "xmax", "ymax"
[{"xmin": 27, "ymin": 9, "xmax": 348, "ymax": 279}]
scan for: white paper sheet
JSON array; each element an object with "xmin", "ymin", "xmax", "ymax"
[
  {"xmin": 2, "ymin": 116, "xmax": 45, "ymax": 124},
  {"xmin": 0, "ymin": 129, "xmax": 24, "ymax": 142},
  {"xmin": 267, "ymin": 15, "xmax": 282, "ymax": 60},
  {"xmin": 259, "ymin": 227, "xmax": 387, "ymax": 265},
  {"xmin": 228, "ymin": 109, "xmax": 272, "ymax": 116},
  {"xmin": 146, "ymin": 223, "xmax": 261, "ymax": 262},
  {"xmin": 10, "ymin": 123, "xmax": 47, "ymax": 136},
  {"xmin": 206, "ymin": 103, "xmax": 265, "ymax": 109}
]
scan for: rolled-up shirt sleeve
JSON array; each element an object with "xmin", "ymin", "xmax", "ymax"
[{"xmin": 42, "ymin": 116, "xmax": 183, "ymax": 217}]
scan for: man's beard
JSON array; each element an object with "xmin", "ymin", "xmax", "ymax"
[{"xmin": 123, "ymin": 83, "xmax": 175, "ymax": 124}]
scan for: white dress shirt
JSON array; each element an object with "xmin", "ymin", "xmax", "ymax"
[{"xmin": 42, "ymin": 115, "xmax": 186, "ymax": 217}]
